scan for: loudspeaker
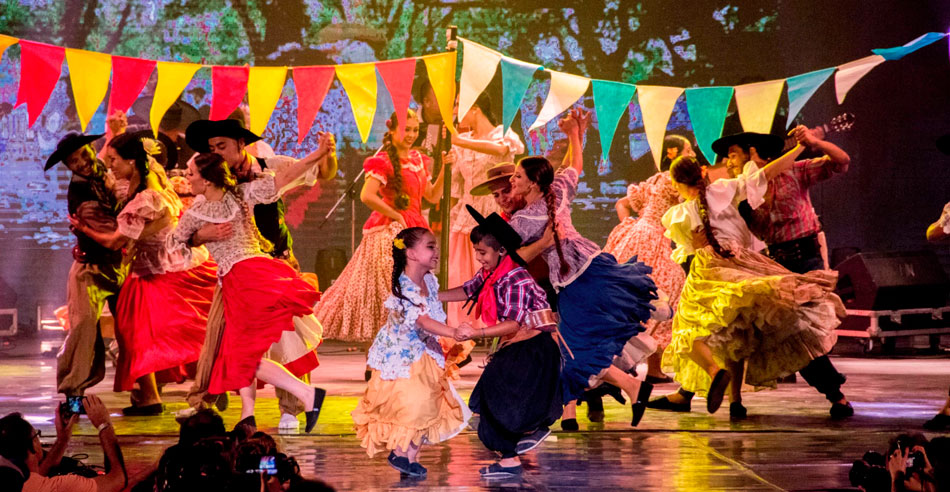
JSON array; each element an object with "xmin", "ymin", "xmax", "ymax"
[
  {"xmin": 0, "ymin": 276, "xmax": 16, "ymax": 309},
  {"xmin": 834, "ymin": 250, "xmax": 950, "ymax": 311},
  {"xmin": 314, "ymin": 248, "xmax": 348, "ymax": 288}
]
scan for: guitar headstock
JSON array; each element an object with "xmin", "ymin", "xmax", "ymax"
[{"xmin": 825, "ymin": 112, "xmax": 856, "ymax": 134}]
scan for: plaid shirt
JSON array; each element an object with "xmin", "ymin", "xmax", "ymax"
[
  {"xmin": 463, "ymin": 265, "xmax": 550, "ymax": 324},
  {"xmin": 742, "ymin": 157, "xmax": 846, "ymax": 244}
]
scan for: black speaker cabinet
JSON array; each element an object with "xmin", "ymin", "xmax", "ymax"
[{"xmin": 834, "ymin": 250, "xmax": 950, "ymax": 311}]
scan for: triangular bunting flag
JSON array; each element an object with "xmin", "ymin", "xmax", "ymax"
[
  {"xmin": 15, "ymin": 40, "xmax": 65, "ymax": 127},
  {"xmin": 637, "ymin": 85, "xmax": 684, "ymax": 170},
  {"xmin": 292, "ymin": 66, "xmax": 335, "ymax": 145},
  {"xmin": 150, "ymin": 61, "xmax": 200, "ymax": 136},
  {"xmin": 65, "ymin": 49, "xmax": 112, "ymax": 132},
  {"xmin": 0, "ymin": 35, "xmax": 17, "ymax": 63},
  {"xmin": 499, "ymin": 57, "xmax": 541, "ymax": 133},
  {"xmin": 734, "ymin": 78, "xmax": 785, "ymax": 134},
  {"xmin": 108, "ymin": 56, "xmax": 156, "ymax": 115},
  {"xmin": 591, "ymin": 79, "xmax": 637, "ymax": 160},
  {"xmin": 422, "ymin": 52, "xmax": 458, "ymax": 134},
  {"xmin": 872, "ymin": 32, "xmax": 948, "ymax": 61},
  {"xmin": 785, "ymin": 67, "xmax": 835, "ymax": 128},
  {"xmin": 684, "ymin": 86, "xmax": 733, "ymax": 164},
  {"xmin": 210, "ymin": 65, "xmax": 249, "ymax": 121},
  {"xmin": 834, "ymin": 55, "xmax": 886, "ymax": 104},
  {"xmin": 247, "ymin": 66, "xmax": 286, "ymax": 136},
  {"xmin": 335, "ymin": 62, "xmax": 378, "ymax": 143},
  {"xmin": 375, "ymin": 58, "xmax": 417, "ymax": 138},
  {"xmin": 458, "ymin": 39, "xmax": 501, "ymax": 123},
  {"xmin": 528, "ymin": 70, "xmax": 590, "ymax": 132}
]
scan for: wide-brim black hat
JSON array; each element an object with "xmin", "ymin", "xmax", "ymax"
[
  {"xmin": 185, "ymin": 119, "xmax": 261, "ymax": 154},
  {"xmin": 711, "ymin": 132, "xmax": 783, "ymax": 159},
  {"xmin": 466, "ymin": 204, "xmax": 526, "ymax": 266},
  {"xmin": 44, "ymin": 132, "xmax": 104, "ymax": 171}
]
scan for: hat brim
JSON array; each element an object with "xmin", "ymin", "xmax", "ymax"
[
  {"xmin": 470, "ymin": 174, "xmax": 513, "ymax": 196},
  {"xmin": 185, "ymin": 120, "xmax": 261, "ymax": 154},
  {"xmin": 465, "ymin": 205, "xmax": 526, "ymax": 266},
  {"xmin": 711, "ymin": 132, "xmax": 784, "ymax": 159},
  {"xmin": 44, "ymin": 134, "xmax": 104, "ymax": 171}
]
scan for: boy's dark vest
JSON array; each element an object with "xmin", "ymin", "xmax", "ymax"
[{"xmin": 247, "ymin": 158, "xmax": 292, "ymax": 257}]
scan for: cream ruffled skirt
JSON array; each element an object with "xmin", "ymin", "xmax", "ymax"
[{"xmin": 352, "ymin": 353, "xmax": 471, "ymax": 457}]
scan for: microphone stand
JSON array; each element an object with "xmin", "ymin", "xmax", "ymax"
[{"xmin": 318, "ymin": 145, "xmax": 384, "ymax": 256}]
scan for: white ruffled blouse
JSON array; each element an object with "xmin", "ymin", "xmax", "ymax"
[
  {"xmin": 166, "ymin": 173, "xmax": 282, "ymax": 277},
  {"xmin": 662, "ymin": 163, "xmax": 769, "ymax": 264}
]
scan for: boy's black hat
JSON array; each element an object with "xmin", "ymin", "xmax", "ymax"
[{"xmin": 466, "ymin": 204, "xmax": 526, "ymax": 266}]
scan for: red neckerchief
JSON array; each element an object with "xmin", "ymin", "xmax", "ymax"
[{"xmin": 476, "ymin": 255, "xmax": 518, "ymax": 326}]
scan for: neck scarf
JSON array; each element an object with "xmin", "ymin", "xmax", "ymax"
[{"xmin": 475, "ymin": 255, "xmax": 518, "ymax": 326}]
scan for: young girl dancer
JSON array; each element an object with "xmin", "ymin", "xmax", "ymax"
[
  {"xmin": 661, "ymin": 140, "xmax": 845, "ymax": 418},
  {"xmin": 166, "ymin": 137, "xmax": 333, "ymax": 432},
  {"xmin": 70, "ymin": 132, "xmax": 218, "ymax": 415},
  {"xmin": 351, "ymin": 227, "xmax": 471, "ymax": 478},
  {"xmin": 442, "ymin": 207, "xmax": 562, "ymax": 479}
]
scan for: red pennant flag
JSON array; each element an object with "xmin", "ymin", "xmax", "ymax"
[
  {"xmin": 292, "ymin": 66, "xmax": 335, "ymax": 145},
  {"xmin": 15, "ymin": 40, "xmax": 65, "ymax": 127},
  {"xmin": 108, "ymin": 55, "xmax": 156, "ymax": 115},
  {"xmin": 210, "ymin": 65, "xmax": 249, "ymax": 121},
  {"xmin": 375, "ymin": 57, "xmax": 417, "ymax": 137}
]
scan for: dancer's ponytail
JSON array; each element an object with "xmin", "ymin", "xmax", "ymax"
[
  {"xmin": 382, "ymin": 110, "xmax": 418, "ymax": 211},
  {"xmin": 519, "ymin": 156, "xmax": 570, "ymax": 276},
  {"xmin": 670, "ymin": 156, "xmax": 732, "ymax": 258}
]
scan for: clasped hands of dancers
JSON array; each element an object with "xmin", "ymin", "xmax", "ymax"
[{"xmin": 48, "ymin": 101, "xmax": 856, "ymax": 479}]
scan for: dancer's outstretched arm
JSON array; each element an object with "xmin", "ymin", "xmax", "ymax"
[
  {"xmin": 439, "ymin": 287, "xmax": 469, "ymax": 302},
  {"xmin": 760, "ymin": 141, "xmax": 806, "ymax": 181},
  {"xmin": 416, "ymin": 314, "xmax": 458, "ymax": 338},
  {"xmin": 273, "ymin": 132, "xmax": 336, "ymax": 191},
  {"xmin": 423, "ymin": 151, "xmax": 451, "ymax": 203}
]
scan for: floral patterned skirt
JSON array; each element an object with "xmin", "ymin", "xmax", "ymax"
[{"xmin": 314, "ymin": 222, "xmax": 402, "ymax": 342}]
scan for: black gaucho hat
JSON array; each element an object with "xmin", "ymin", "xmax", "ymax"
[
  {"xmin": 185, "ymin": 119, "xmax": 261, "ymax": 153},
  {"xmin": 711, "ymin": 132, "xmax": 784, "ymax": 159},
  {"xmin": 44, "ymin": 132, "xmax": 104, "ymax": 171},
  {"xmin": 466, "ymin": 204, "xmax": 526, "ymax": 266}
]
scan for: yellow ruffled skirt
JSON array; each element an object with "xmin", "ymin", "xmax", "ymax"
[
  {"xmin": 662, "ymin": 246, "xmax": 845, "ymax": 396},
  {"xmin": 352, "ymin": 353, "xmax": 471, "ymax": 457}
]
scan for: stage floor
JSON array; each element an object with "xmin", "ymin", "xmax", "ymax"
[{"xmin": 1, "ymin": 339, "xmax": 947, "ymax": 491}]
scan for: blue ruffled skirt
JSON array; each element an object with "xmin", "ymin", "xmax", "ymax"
[{"xmin": 557, "ymin": 253, "xmax": 657, "ymax": 402}]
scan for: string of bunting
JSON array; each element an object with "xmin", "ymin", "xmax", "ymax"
[
  {"xmin": 0, "ymin": 33, "xmax": 457, "ymax": 144},
  {"xmin": 0, "ymin": 31, "xmax": 946, "ymax": 166},
  {"xmin": 458, "ymin": 32, "xmax": 948, "ymax": 168}
]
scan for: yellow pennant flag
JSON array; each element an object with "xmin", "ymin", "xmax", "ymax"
[
  {"xmin": 0, "ymin": 35, "xmax": 17, "ymax": 62},
  {"xmin": 423, "ymin": 52, "xmax": 457, "ymax": 134},
  {"xmin": 734, "ymin": 78, "xmax": 785, "ymax": 134},
  {"xmin": 248, "ymin": 66, "xmax": 287, "ymax": 136},
  {"xmin": 150, "ymin": 61, "xmax": 201, "ymax": 136},
  {"xmin": 335, "ymin": 62, "xmax": 377, "ymax": 143},
  {"xmin": 65, "ymin": 49, "xmax": 112, "ymax": 132}
]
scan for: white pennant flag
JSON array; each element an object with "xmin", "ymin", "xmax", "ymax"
[
  {"xmin": 637, "ymin": 85, "xmax": 684, "ymax": 170},
  {"xmin": 835, "ymin": 54, "xmax": 886, "ymax": 104},
  {"xmin": 458, "ymin": 39, "xmax": 501, "ymax": 122},
  {"xmin": 528, "ymin": 70, "xmax": 590, "ymax": 132}
]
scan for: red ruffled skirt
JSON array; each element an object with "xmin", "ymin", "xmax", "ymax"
[
  {"xmin": 209, "ymin": 257, "xmax": 321, "ymax": 394},
  {"xmin": 114, "ymin": 261, "xmax": 218, "ymax": 391}
]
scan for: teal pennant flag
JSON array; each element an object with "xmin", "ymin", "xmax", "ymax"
[
  {"xmin": 500, "ymin": 57, "xmax": 542, "ymax": 133},
  {"xmin": 684, "ymin": 86, "xmax": 734, "ymax": 164},
  {"xmin": 785, "ymin": 67, "xmax": 835, "ymax": 128},
  {"xmin": 872, "ymin": 32, "xmax": 947, "ymax": 61},
  {"xmin": 591, "ymin": 79, "xmax": 637, "ymax": 160}
]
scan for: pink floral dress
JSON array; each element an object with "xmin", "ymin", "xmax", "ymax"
[{"xmin": 603, "ymin": 171, "xmax": 685, "ymax": 347}]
